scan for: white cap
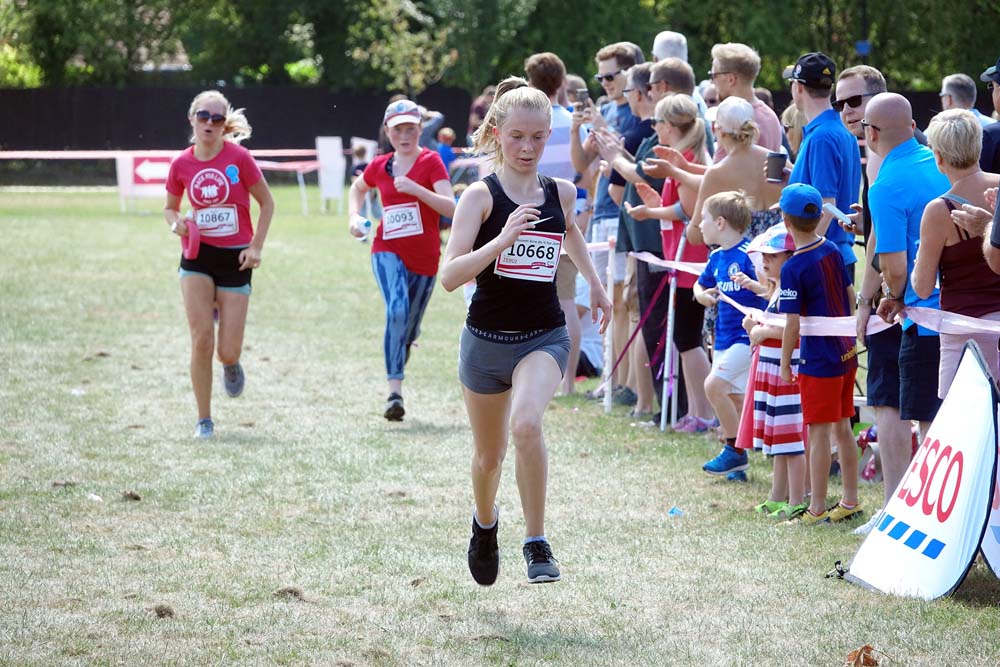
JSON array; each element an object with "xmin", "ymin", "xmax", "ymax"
[
  {"xmin": 714, "ymin": 96, "xmax": 754, "ymax": 135},
  {"xmin": 652, "ymin": 31, "xmax": 688, "ymax": 62},
  {"xmin": 383, "ymin": 99, "xmax": 421, "ymax": 127}
]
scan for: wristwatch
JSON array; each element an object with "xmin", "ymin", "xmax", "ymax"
[{"xmin": 856, "ymin": 294, "xmax": 873, "ymax": 307}]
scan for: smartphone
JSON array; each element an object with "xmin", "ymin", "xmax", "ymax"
[
  {"xmin": 823, "ymin": 202, "xmax": 861, "ymax": 236},
  {"xmin": 575, "ymin": 88, "xmax": 591, "ymax": 108}
]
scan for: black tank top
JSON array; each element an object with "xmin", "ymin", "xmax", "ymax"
[{"xmin": 466, "ymin": 173, "xmax": 567, "ymax": 331}]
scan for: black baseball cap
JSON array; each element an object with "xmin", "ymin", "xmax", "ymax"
[
  {"xmin": 782, "ymin": 52, "xmax": 836, "ymax": 89},
  {"xmin": 980, "ymin": 56, "xmax": 1000, "ymax": 85}
]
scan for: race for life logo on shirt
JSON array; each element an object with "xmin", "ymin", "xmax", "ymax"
[{"xmin": 190, "ymin": 168, "xmax": 231, "ymax": 206}]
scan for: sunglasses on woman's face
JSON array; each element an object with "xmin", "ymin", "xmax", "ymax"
[
  {"xmin": 832, "ymin": 92, "xmax": 876, "ymax": 113},
  {"xmin": 195, "ymin": 110, "xmax": 226, "ymax": 126}
]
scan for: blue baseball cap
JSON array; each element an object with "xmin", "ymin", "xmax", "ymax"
[{"xmin": 779, "ymin": 183, "xmax": 823, "ymax": 219}]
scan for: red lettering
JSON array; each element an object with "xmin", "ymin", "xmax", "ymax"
[
  {"xmin": 922, "ymin": 444, "xmax": 951, "ymax": 517},
  {"xmin": 936, "ymin": 452, "xmax": 963, "ymax": 522},
  {"xmin": 895, "ymin": 437, "xmax": 966, "ymax": 523}
]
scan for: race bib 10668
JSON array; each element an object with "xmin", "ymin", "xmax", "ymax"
[
  {"xmin": 494, "ymin": 230, "xmax": 564, "ymax": 282},
  {"xmin": 195, "ymin": 205, "xmax": 238, "ymax": 237},
  {"xmin": 381, "ymin": 202, "xmax": 423, "ymax": 240}
]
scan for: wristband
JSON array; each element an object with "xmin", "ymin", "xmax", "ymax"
[{"xmin": 856, "ymin": 295, "xmax": 873, "ymax": 307}]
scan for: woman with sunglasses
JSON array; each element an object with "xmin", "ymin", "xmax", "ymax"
[
  {"xmin": 440, "ymin": 77, "xmax": 611, "ymax": 585},
  {"xmin": 164, "ymin": 90, "xmax": 275, "ymax": 439},
  {"xmin": 347, "ymin": 99, "xmax": 455, "ymax": 421}
]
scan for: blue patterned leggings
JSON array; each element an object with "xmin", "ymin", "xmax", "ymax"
[{"xmin": 371, "ymin": 252, "xmax": 436, "ymax": 380}]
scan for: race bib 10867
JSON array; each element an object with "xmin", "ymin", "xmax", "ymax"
[
  {"xmin": 381, "ymin": 202, "xmax": 423, "ymax": 240},
  {"xmin": 195, "ymin": 205, "xmax": 238, "ymax": 237},
  {"xmin": 494, "ymin": 230, "xmax": 564, "ymax": 282}
]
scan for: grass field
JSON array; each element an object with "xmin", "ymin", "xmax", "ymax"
[{"xmin": 3, "ymin": 185, "xmax": 1000, "ymax": 666}]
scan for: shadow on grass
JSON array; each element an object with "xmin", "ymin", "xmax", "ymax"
[
  {"xmin": 388, "ymin": 419, "xmax": 467, "ymax": 437},
  {"xmin": 951, "ymin": 560, "xmax": 1000, "ymax": 608}
]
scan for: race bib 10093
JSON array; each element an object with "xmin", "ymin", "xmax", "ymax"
[
  {"xmin": 382, "ymin": 202, "xmax": 423, "ymax": 240},
  {"xmin": 494, "ymin": 230, "xmax": 564, "ymax": 282}
]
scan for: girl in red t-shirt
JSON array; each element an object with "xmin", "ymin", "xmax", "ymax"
[
  {"xmin": 347, "ymin": 99, "xmax": 455, "ymax": 421},
  {"xmin": 164, "ymin": 90, "xmax": 275, "ymax": 439}
]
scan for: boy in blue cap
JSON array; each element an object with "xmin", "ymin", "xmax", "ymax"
[{"xmin": 777, "ymin": 184, "xmax": 861, "ymax": 524}]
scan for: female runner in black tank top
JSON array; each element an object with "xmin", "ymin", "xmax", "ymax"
[{"xmin": 440, "ymin": 77, "xmax": 611, "ymax": 585}]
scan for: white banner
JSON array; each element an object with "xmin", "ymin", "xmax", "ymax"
[
  {"xmin": 847, "ymin": 341, "xmax": 998, "ymax": 600},
  {"xmin": 980, "ymin": 403, "xmax": 1000, "ymax": 577}
]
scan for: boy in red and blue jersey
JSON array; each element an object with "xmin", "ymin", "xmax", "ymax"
[{"xmin": 777, "ymin": 183, "xmax": 861, "ymax": 525}]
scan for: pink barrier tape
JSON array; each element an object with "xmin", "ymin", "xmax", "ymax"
[
  {"xmin": 632, "ymin": 251, "xmax": 1000, "ymax": 339},
  {"xmin": 561, "ymin": 241, "xmax": 610, "ymax": 256},
  {"xmin": 181, "ymin": 219, "xmax": 200, "ymax": 260}
]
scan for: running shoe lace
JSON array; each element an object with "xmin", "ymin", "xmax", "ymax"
[{"xmin": 524, "ymin": 540, "xmax": 555, "ymax": 564}]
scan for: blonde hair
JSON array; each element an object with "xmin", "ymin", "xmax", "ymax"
[
  {"xmin": 655, "ymin": 95, "xmax": 708, "ymax": 164},
  {"xmin": 926, "ymin": 108, "xmax": 982, "ymax": 170},
  {"xmin": 704, "ymin": 190, "xmax": 751, "ymax": 233},
  {"xmin": 187, "ymin": 90, "xmax": 252, "ymax": 145},
  {"xmin": 710, "ymin": 43, "xmax": 761, "ymax": 82},
  {"xmin": 781, "ymin": 104, "xmax": 807, "ymax": 155},
  {"xmin": 472, "ymin": 76, "xmax": 551, "ymax": 170}
]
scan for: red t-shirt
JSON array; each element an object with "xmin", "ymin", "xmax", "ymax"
[
  {"xmin": 659, "ymin": 150, "xmax": 708, "ymax": 289},
  {"xmin": 165, "ymin": 142, "xmax": 263, "ymax": 248},
  {"xmin": 365, "ymin": 148, "xmax": 449, "ymax": 276}
]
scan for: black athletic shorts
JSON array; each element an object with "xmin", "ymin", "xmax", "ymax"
[{"xmin": 179, "ymin": 244, "xmax": 252, "ymax": 289}]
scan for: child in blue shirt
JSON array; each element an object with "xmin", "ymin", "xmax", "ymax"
[
  {"xmin": 776, "ymin": 184, "xmax": 861, "ymax": 525},
  {"xmin": 694, "ymin": 191, "xmax": 768, "ymax": 479}
]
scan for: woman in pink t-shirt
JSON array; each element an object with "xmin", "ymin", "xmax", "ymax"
[
  {"xmin": 164, "ymin": 90, "xmax": 275, "ymax": 439},
  {"xmin": 347, "ymin": 99, "xmax": 455, "ymax": 421}
]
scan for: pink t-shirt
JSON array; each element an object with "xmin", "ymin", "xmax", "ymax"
[
  {"xmin": 713, "ymin": 97, "xmax": 784, "ymax": 162},
  {"xmin": 365, "ymin": 148, "xmax": 449, "ymax": 277},
  {"xmin": 166, "ymin": 142, "xmax": 263, "ymax": 247}
]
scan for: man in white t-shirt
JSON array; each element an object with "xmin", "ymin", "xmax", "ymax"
[{"xmin": 709, "ymin": 42, "xmax": 784, "ymax": 161}]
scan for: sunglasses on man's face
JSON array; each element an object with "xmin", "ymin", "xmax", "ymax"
[
  {"xmin": 832, "ymin": 92, "xmax": 877, "ymax": 113},
  {"xmin": 594, "ymin": 69, "xmax": 624, "ymax": 83},
  {"xmin": 195, "ymin": 110, "xmax": 226, "ymax": 126}
]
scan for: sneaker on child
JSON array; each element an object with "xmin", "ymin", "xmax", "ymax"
[
  {"xmin": 828, "ymin": 502, "xmax": 863, "ymax": 523},
  {"xmin": 853, "ymin": 509, "xmax": 882, "ymax": 535},
  {"xmin": 523, "ymin": 540, "xmax": 561, "ymax": 583},
  {"xmin": 754, "ymin": 499, "xmax": 786, "ymax": 515},
  {"xmin": 770, "ymin": 502, "xmax": 808, "ymax": 520},
  {"xmin": 702, "ymin": 444, "xmax": 749, "ymax": 476}
]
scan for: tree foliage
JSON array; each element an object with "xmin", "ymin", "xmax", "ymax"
[{"xmin": 3, "ymin": 0, "xmax": 1000, "ymax": 95}]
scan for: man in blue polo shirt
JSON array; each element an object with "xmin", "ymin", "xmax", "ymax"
[
  {"xmin": 866, "ymin": 92, "xmax": 950, "ymax": 434},
  {"xmin": 782, "ymin": 52, "xmax": 861, "ymax": 281}
]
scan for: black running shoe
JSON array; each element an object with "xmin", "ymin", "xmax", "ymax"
[
  {"xmin": 384, "ymin": 393, "xmax": 404, "ymax": 421},
  {"xmin": 523, "ymin": 540, "xmax": 561, "ymax": 583},
  {"xmin": 467, "ymin": 514, "xmax": 500, "ymax": 586}
]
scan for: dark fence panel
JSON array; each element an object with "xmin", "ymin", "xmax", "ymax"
[{"xmin": 0, "ymin": 84, "xmax": 472, "ymax": 150}]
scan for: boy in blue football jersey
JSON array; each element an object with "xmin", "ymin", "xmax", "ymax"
[{"xmin": 695, "ymin": 191, "xmax": 769, "ymax": 479}]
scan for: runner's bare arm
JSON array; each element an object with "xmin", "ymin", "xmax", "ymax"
[{"xmin": 393, "ymin": 177, "xmax": 456, "ymax": 217}]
